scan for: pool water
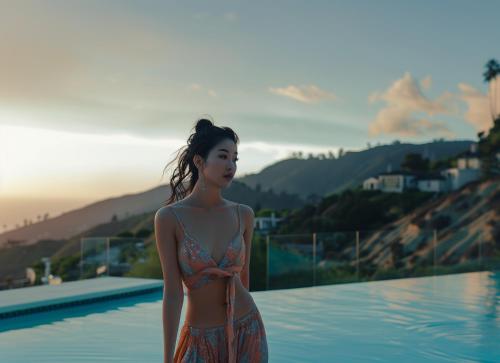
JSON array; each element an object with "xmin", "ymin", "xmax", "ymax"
[{"xmin": 1, "ymin": 271, "xmax": 499, "ymax": 362}]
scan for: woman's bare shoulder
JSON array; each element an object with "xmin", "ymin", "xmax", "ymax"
[
  {"xmin": 154, "ymin": 205, "xmax": 177, "ymax": 223},
  {"xmin": 237, "ymin": 203, "xmax": 255, "ymax": 220}
]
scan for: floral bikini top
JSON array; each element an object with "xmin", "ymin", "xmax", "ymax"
[{"xmin": 169, "ymin": 203, "xmax": 245, "ymax": 363}]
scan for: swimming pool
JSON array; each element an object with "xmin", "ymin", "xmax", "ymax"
[{"xmin": 1, "ymin": 271, "xmax": 499, "ymax": 362}]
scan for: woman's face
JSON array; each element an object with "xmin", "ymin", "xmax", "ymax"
[{"xmin": 197, "ymin": 138, "xmax": 238, "ymax": 188}]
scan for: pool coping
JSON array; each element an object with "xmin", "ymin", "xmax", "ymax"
[{"xmin": 0, "ymin": 276, "xmax": 163, "ymax": 319}]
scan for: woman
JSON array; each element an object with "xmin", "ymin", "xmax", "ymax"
[{"xmin": 154, "ymin": 117, "xmax": 269, "ymax": 363}]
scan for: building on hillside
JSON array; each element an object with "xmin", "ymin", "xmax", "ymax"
[
  {"xmin": 415, "ymin": 173, "xmax": 448, "ymax": 192},
  {"xmin": 362, "ymin": 177, "xmax": 380, "ymax": 190},
  {"xmin": 377, "ymin": 170, "xmax": 417, "ymax": 193},
  {"xmin": 363, "ymin": 170, "xmax": 449, "ymax": 193},
  {"xmin": 440, "ymin": 142, "xmax": 482, "ymax": 191},
  {"xmin": 254, "ymin": 212, "xmax": 283, "ymax": 232},
  {"xmin": 362, "ymin": 142, "xmax": 483, "ymax": 193}
]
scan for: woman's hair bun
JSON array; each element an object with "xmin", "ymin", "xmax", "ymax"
[{"xmin": 195, "ymin": 118, "xmax": 214, "ymax": 133}]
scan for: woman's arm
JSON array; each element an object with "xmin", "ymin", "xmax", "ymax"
[
  {"xmin": 155, "ymin": 207, "xmax": 185, "ymax": 363},
  {"xmin": 239, "ymin": 204, "xmax": 255, "ymax": 291}
]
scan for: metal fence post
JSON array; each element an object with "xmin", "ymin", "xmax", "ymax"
[
  {"xmin": 266, "ymin": 234, "xmax": 270, "ymax": 291},
  {"xmin": 478, "ymin": 238, "xmax": 482, "ymax": 268},
  {"xmin": 433, "ymin": 229, "xmax": 437, "ymax": 274},
  {"xmin": 80, "ymin": 238, "xmax": 83, "ymax": 279},
  {"xmin": 106, "ymin": 238, "xmax": 110, "ymax": 276},
  {"xmin": 356, "ymin": 230, "xmax": 360, "ymax": 281},
  {"xmin": 312, "ymin": 232, "xmax": 317, "ymax": 286}
]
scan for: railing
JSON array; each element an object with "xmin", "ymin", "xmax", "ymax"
[
  {"xmin": 263, "ymin": 226, "xmax": 500, "ymax": 290},
  {"xmin": 80, "ymin": 237, "xmax": 146, "ymax": 279},
  {"xmin": 76, "ymin": 226, "xmax": 499, "ymax": 289}
]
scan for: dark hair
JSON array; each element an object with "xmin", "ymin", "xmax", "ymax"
[{"xmin": 162, "ymin": 117, "xmax": 239, "ymax": 206}]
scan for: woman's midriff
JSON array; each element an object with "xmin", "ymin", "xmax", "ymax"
[{"xmin": 184, "ymin": 276, "xmax": 256, "ymax": 328}]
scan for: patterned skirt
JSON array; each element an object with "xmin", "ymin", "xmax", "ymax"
[{"xmin": 174, "ymin": 305, "xmax": 268, "ymax": 363}]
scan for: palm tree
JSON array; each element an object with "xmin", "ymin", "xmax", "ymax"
[{"xmin": 483, "ymin": 58, "xmax": 500, "ymax": 123}]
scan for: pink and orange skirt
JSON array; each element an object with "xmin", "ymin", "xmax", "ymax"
[{"xmin": 174, "ymin": 305, "xmax": 268, "ymax": 362}]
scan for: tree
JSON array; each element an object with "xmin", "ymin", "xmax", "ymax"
[
  {"xmin": 401, "ymin": 153, "xmax": 430, "ymax": 173},
  {"xmin": 135, "ymin": 228, "xmax": 152, "ymax": 238},
  {"xmin": 483, "ymin": 58, "xmax": 500, "ymax": 123},
  {"xmin": 478, "ymin": 118, "xmax": 500, "ymax": 177},
  {"xmin": 478, "ymin": 59, "xmax": 500, "ymax": 177}
]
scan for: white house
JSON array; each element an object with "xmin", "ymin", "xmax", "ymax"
[
  {"xmin": 254, "ymin": 212, "xmax": 283, "ymax": 231},
  {"xmin": 363, "ymin": 142, "xmax": 484, "ymax": 193},
  {"xmin": 441, "ymin": 142, "xmax": 482, "ymax": 191},
  {"xmin": 377, "ymin": 170, "xmax": 417, "ymax": 193},
  {"xmin": 362, "ymin": 177, "xmax": 380, "ymax": 190},
  {"xmin": 416, "ymin": 174, "xmax": 448, "ymax": 192},
  {"xmin": 363, "ymin": 171, "xmax": 449, "ymax": 193},
  {"xmin": 440, "ymin": 168, "xmax": 481, "ymax": 191},
  {"xmin": 457, "ymin": 142, "xmax": 481, "ymax": 169}
]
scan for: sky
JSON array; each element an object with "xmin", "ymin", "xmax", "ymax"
[{"xmin": 0, "ymin": 0, "xmax": 499, "ymax": 229}]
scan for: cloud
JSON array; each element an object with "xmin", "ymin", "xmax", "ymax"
[
  {"xmin": 456, "ymin": 82, "xmax": 499, "ymax": 133},
  {"xmin": 268, "ymin": 84, "xmax": 337, "ymax": 104},
  {"xmin": 369, "ymin": 107, "xmax": 453, "ymax": 137},
  {"xmin": 420, "ymin": 75, "xmax": 432, "ymax": 90},
  {"xmin": 368, "ymin": 72, "xmax": 456, "ymax": 138}
]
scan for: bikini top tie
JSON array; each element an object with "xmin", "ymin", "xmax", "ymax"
[{"xmin": 170, "ymin": 203, "xmax": 245, "ymax": 363}]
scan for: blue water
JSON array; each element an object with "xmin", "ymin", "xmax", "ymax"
[{"xmin": 1, "ymin": 271, "xmax": 499, "ymax": 362}]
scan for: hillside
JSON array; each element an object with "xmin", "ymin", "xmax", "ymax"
[
  {"xmin": 0, "ymin": 185, "xmax": 168, "ymax": 247},
  {"xmin": 337, "ymin": 177, "xmax": 500, "ymax": 270},
  {"xmin": 0, "ymin": 181, "xmax": 303, "ymax": 280},
  {"xmin": 0, "ymin": 139, "xmax": 483, "ymax": 284},
  {"xmin": 3, "ymin": 177, "xmax": 498, "ymax": 286},
  {"xmin": 0, "ymin": 180, "xmax": 303, "ymax": 248},
  {"xmin": 239, "ymin": 140, "xmax": 474, "ymax": 199},
  {"xmin": 0, "ymin": 139, "xmax": 472, "ymax": 248}
]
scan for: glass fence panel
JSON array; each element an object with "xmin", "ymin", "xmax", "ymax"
[
  {"xmin": 80, "ymin": 237, "xmax": 146, "ymax": 279},
  {"xmin": 264, "ymin": 224, "xmax": 500, "ymax": 290},
  {"xmin": 357, "ymin": 228, "xmax": 435, "ymax": 281},
  {"xmin": 80, "ymin": 237, "xmax": 107, "ymax": 279},
  {"xmin": 433, "ymin": 225, "xmax": 500, "ymax": 274},
  {"xmin": 108, "ymin": 237, "xmax": 146, "ymax": 276},
  {"xmin": 267, "ymin": 234, "xmax": 313, "ymax": 289},
  {"xmin": 315, "ymin": 231, "xmax": 358, "ymax": 285}
]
